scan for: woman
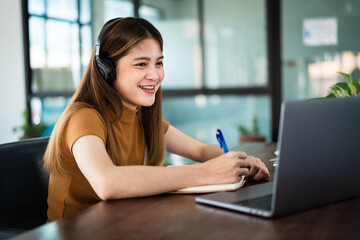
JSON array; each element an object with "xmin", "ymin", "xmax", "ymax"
[{"xmin": 44, "ymin": 17, "xmax": 270, "ymax": 221}]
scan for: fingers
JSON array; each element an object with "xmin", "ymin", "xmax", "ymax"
[
  {"xmin": 204, "ymin": 151, "xmax": 269, "ymax": 185},
  {"xmin": 252, "ymin": 161, "xmax": 270, "ymax": 181},
  {"xmin": 238, "ymin": 159, "xmax": 250, "ymax": 168},
  {"xmin": 225, "ymin": 150, "xmax": 248, "ymax": 159},
  {"xmin": 238, "ymin": 166, "xmax": 250, "ymax": 177},
  {"xmin": 246, "ymin": 156, "xmax": 260, "ymax": 177},
  {"xmin": 223, "ymin": 152, "xmax": 269, "ymax": 181},
  {"xmin": 244, "ymin": 156, "xmax": 270, "ymax": 181}
]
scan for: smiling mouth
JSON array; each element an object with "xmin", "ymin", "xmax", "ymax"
[
  {"xmin": 138, "ymin": 85, "xmax": 156, "ymax": 94},
  {"xmin": 138, "ymin": 85, "xmax": 155, "ymax": 90}
]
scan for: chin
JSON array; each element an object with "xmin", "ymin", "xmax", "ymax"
[
  {"xmin": 139, "ymin": 98, "xmax": 156, "ymax": 107},
  {"xmin": 141, "ymin": 102, "xmax": 155, "ymax": 107}
]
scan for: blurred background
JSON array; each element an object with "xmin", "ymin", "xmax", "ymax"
[{"xmin": 1, "ymin": 0, "xmax": 359, "ymax": 155}]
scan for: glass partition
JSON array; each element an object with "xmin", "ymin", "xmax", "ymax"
[
  {"xmin": 204, "ymin": 0, "xmax": 268, "ymax": 88},
  {"xmin": 104, "ymin": 0, "xmax": 134, "ymax": 21},
  {"xmin": 30, "ymin": 97, "xmax": 70, "ymax": 136},
  {"xmin": 163, "ymin": 95, "xmax": 271, "ymax": 146},
  {"xmin": 282, "ymin": 0, "xmax": 360, "ymax": 100},
  {"xmin": 163, "ymin": 95, "xmax": 271, "ymax": 165},
  {"xmin": 28, "ymin": 0, "xmax": 91, "ymax": 93},
  {"xmin": 140, "ymin": 0, "xmax": 201, "ymax": 89},
  {"xmin": 25, "ymin": 0, "xmax": 274, "ymax": 141}
]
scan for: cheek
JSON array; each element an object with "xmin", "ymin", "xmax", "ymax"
[
  {"xmin": 113, "ymin": 75, "xmax": 129, "ymax": 94},
  {"xmin": 113, "ymin": 81, "xmax": 122, "ymax": 94},
  {"xmin": 115, "ymin": 68, "xmax": 138, "ymax": 88},
  {"xmin": 159, "ymin": 69, "xmax": 165, "ymax": 82}
]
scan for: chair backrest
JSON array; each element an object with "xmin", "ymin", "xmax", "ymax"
[{"xmin": 0, "ymin": 137, "xmax": 49, "ymax": 230}]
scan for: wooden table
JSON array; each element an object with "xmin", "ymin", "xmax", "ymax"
[{"xmin": 12, "ymin": 143, "xmax": 360, "ymax": 240}]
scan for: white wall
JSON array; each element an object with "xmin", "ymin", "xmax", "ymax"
[{"xmin": 0, "ymin": 0, "xmax": 26, "ymax": 143}]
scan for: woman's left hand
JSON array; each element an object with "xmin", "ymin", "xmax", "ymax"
[{"xmin": 244, "ymin": 156, "xmax": 270, "ymax": 181}]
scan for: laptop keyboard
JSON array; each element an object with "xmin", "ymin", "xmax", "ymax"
[{"xmin": 235, "ymin": 194, "xmax": 273, "ymax": 210}]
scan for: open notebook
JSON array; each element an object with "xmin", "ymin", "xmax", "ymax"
[{"xmin": 170, "ymin": 175, "xmax": 246, "ymax": 194}]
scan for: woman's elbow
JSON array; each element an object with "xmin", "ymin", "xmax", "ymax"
[
  {"xmin": 96, "ymin": 189, "xmax": 113, "ymax": 201},
  {"xmin": 92, "ymin": 178, "xmax": 116, "ymax": 201}
]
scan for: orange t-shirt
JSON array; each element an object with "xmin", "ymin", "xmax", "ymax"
[{"xmin": 47, "ymin": 106, "xmax": 169, "ymax": 221}]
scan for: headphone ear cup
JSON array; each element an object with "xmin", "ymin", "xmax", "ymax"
[{"xmin": 96, "ymin": 57, "xmax": 117, "ymax": 83}]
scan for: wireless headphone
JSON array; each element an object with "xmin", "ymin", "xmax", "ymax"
[{"xmin": 95, "ymin": 17, "xmax": 123, "ymax": 84}]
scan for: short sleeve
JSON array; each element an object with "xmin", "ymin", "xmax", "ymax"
[
  {"xmin": 162, "ymin": 119, "xmax": 170, "ymax": 134},
  {"xmin": 64, "ymin": 108, "xmax": 107, "ymax": 152}
]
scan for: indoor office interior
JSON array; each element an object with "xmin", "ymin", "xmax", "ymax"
[
  {"xmin": 1, "ymin": 0, "xmax": 360, "ymax": 164},
  {"xmin": 1, "ymin": 0, "xmax": 360, "ymax": 239}
]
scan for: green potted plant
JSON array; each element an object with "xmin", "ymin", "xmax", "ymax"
[
  {"xmin": 236, "ymin": 114, "xmax": 266, "ymax": 144},
  {"xmin": 326, "ymin": 72, "xmax": 360, "ymax": 98},
  {"xmin": 13, "ymin": 109, "xmax": 47, "ymax": 140}
]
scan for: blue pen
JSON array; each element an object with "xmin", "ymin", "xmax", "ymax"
[{"xmin": 216, "ymin": 129, "xmax": 229, "ymax": 153}]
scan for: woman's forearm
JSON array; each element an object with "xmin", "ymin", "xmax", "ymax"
[
  {"xmin": 196, "ymin": 143, "xmax": 226, "ymax": 162},
  {"xmin": 73, "ymin": 135, "xmax": 263, "ymax": 202},
  {"xmin": 99, "ymin": 164, "xmax": 205, "ymax": 200},
  {"xmin": 100, "ymin": 150, "xmax": 252, "ymax": 200}
]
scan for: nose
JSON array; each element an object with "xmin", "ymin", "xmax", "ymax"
[{"xmin": 146, "ymin": 65, "xmax": 162, "ymax": 82}]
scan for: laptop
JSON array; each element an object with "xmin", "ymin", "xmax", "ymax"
[{"xmin": 195, "ymin": 96, "xmax": 360, "ymax": 217}]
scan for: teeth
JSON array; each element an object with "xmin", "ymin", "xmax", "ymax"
[{"xmin": 139, "ymin": 86, "xmax": 155, "ymax": 90}]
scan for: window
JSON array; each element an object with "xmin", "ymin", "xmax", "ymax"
[
  {"xmin": 281, "ymin": 0, "xmax": 360, "ymax": 101},
  {"xmin": 104, "ymin": 0, "xmax": 134, "ymax": 21},
  {"xmin": 24, "ymin": 0, "xmax": 92, "ymax": 133},
  {"xmin": 140, "ymin": 0, "xmax": 277, "ymax": 150},
  {"xmin": 23, "ymin": 0, "xmax": 281, "ymax": 145},
  {"xmin": 204, "ymin": 0, "xmax": 268, "ymax": 88},
  {"xmin": 163, "ymin": 95, "xmax": 271, "ymax": 147}
]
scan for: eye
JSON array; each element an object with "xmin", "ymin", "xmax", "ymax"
[
  {"xmin": 156, "ymin": 62, "xmax": 164, "ymax": 67},
  {"xmin": 136, "ymin": 62, "xmax": 146, "ymax": 67}
]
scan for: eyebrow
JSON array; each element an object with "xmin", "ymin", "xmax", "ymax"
[{"xmin": 133, "ymin": 56, "xmax": 164, "ymax": 61}]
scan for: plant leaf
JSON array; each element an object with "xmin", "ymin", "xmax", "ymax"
[
  {"xmin": 237, "ymin": 125, "xmax": 250, "ymax": 135},
  {"xmin": 338, "ymin": 72, "xmax": 360, "ymax": 96},
  {"xmin": 349, "ymin": 76, "xmax": 360, "ymax": 96},
  {"xmin": 325, "ymin": 93, "xmax": 336, "ymax": 98},
  {"xmin": 330, "ymin": 82, "xmax": 351, "ymax": 97}
]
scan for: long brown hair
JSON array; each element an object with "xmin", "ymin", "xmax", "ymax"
[{"xmin": 44, "ymin": 17, "xmax": 165, "ymax": 175}]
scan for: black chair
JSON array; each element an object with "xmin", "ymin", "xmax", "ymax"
[{"xmin": 0, "ymin": 137, "xmax": 49, "ymax": 236}]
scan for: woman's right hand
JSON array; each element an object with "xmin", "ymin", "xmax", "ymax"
[{"xmin": 200, "ymin": 151, "xmax": 250, "ymax": 185}]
